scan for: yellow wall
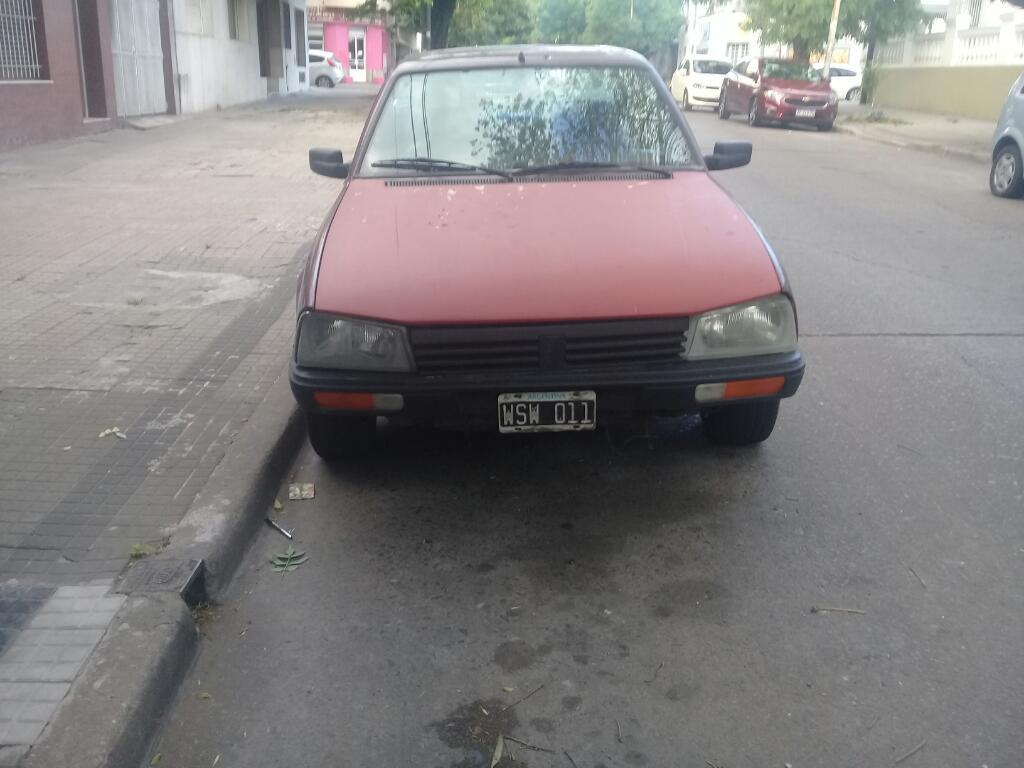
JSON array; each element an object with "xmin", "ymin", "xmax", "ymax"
[{"xmin": 874, "ymin": 66, "xmax": 1023, "ymax": 121}]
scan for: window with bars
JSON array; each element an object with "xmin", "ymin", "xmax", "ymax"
[
  {"xmin": 0, "ymin": 0, "xmax": 48, "ymax": 81},
  {"xmin": 725, "ymin": 42, "xmax": 749, "ymax": 63}
]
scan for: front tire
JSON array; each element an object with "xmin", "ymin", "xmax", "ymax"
[
  {"xmin": 315, "ymin": 75, "xmax": 335, "ymax": 88},
  {"xmin": 817, "ymin": 121, "xmax": 834, "ymax": 132},
  {"xmin": 718, "ymin": 91, "xmax": 731, "ymax": 120},
  {"xmin": 990, "ymin": 143, "xmax": 1024, "ymax": 198},
  {"xmin": 682, "ymin": 89, "xmax": 692, "ymax": 111},
  {"xmin": 701, "ymin": 400, "xmax": 779, "ymax": 446},
  {"xmin": 307, "ymin": 412, "xmax": 376, "ymax": 461},
  {"xmin": 846, "ymin": 87, "xmax": 861, "ymax": 102},
  {"xmin": 748, "ymin": 99, "xmax": 762, "ymax": 127}
]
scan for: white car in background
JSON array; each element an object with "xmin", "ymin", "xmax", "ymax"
[
  {"xmin": 671, "ymin": 56, "xmax": 733, "ymax": 111},
  {"xmin": 816, "ymin": 64, "xmax": 863, "ymax": 101},
  {"xmin": 309, "ymin": 50, "xmax": 346, "ymax": 88}
]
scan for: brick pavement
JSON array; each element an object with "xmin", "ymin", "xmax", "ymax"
[{"xmin": 0, "ymin": 88, "xmax": 376, "ymax": 761}]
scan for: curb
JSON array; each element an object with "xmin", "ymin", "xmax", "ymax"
[
  {"xmin": 21, "ymin": 363, "xmax": 304, "ymax": 768},
  {"xmin": 835, "ymin": 122, "xmax": 990, "ymax": 165}
]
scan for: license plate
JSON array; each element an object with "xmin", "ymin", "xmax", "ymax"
[
  {"xmin": 498, "ymin": 391, "xmax": 597, "ymax": 433},
  {"xmin": 795, "ymin": 108, "xmax": 817, "ymax": 118}
]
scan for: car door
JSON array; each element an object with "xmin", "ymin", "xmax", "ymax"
[
  {"xmin": 724, "ymin": 60, "xmax": 746, "ymax": 111},
  {"xmin": 733, "ymin": 58, "xmax": 759, "ymax": 111}
]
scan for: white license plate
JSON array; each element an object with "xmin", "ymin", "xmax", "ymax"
[
  {"xmin": 795, "ymin": 108, "xmax": 817, "ymax": 118},
  {"xmin": 498, "ymin": 391, "xmax": 597, "ymax": 433}
]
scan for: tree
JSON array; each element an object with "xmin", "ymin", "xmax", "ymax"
[
  {"xmin": 450, "ymin": 0, "xmax": 534, "ymax": 46},
  {"xmin": 582, "ymin": 0, "xmax": 682, "ymax": 58},
  {"xmin": 536, "ymin": 0, "xmax": 587, "ymax": 43},
  {"xmin": 743, "ymin": 0, "xmax": 921, "ymax": 63},
  {"xmin": 356, "ymin": 0, "xmax": 471, "ymax": 49}
]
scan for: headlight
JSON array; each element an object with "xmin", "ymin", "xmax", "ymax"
[
  {"xmin": 764, "ymin": 89, "xmax": 785, "ymax": 103},
  {"xmin": 687, "ymin": 295, "xmax": 797, "ymax": 360},
  {"xmin": 296, "ymin": 312, "xmax": 414, "ymax": 371}
]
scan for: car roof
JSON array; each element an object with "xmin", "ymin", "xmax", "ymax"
[
  {"xmin": 687, "ymin": 54, "xmax": 731, "ymax": 61},
  {"xmin": 397, "ymin": 44, "xmax": 649, "ymax": 73}
]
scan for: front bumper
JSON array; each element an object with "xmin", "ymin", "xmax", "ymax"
[
  {"xmin": 762, "ymin": 100, "xmax": 837, "ymax": 123},
  {"xmin": 689, "ymin": 88, "xmax": 720, "ymax": 104},
  {"xmin": 290, "ymin": 351, "xmax": 805, "ymax": 430}
]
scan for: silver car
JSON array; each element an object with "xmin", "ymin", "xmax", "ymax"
[{"xmin": 990, "ymin": 70, "xmax": 1024, "ymax": 198}]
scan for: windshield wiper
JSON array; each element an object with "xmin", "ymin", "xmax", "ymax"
[
  {"xmin": 512, "ymin": 161, "xmax": 673, "ymax": 179},
  {"xmin": 371, "ymin": 157, "xmax": 512, "ymax": 180}
]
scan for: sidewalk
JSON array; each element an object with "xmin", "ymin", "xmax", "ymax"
[
  {"xmin": 0, "ymin": 90, "xmax": 374, "ymax": 764},
  {"xmin": 836, "ymin": 102, "xmax": 995, "ymax": 164}
]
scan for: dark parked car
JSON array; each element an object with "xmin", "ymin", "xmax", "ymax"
[
  {"xmin": 719, "ymin": 57, "xmax": 838, "ymax": 131},
  {"xmin": 294, "ymin": 45, "xmax": 805, "ymax": 460}
]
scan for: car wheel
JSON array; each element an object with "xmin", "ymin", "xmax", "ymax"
[
  {"xmin": 306, "ymin": 412, "xmax": 375, "ymax": 461},
  {"xmin": 990, "ymin": 143, "xmax": 1024, "ymax": 198},
  {"xmin": 748, "ymin": 99, "xmax": 762, "ymax": 127},
  {"xmin": 846, "ymin": 87, "xmax": 861, "ymax": 102},
  {"xmin": 682, "ymin": 89, "xmax": 692, "ymax": 111},
  {"xmin": 718, "ymin": 91, "xmax": 731, "ymax": 120},
  {"xmin": 701, "ymin": 400, "xmax": 779, "ymax": 446},
  {"xmin": 315, "ymin": 75, "xmax": 335, "ymax": 88},
  {"xmin": 817, "ymin": 121, "xmax": 834, "ymax": 132}
]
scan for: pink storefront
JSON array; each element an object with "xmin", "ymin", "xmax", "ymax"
[{"xmin": 321, "ymin": 18, "xmax": 390, "ymax": 84}]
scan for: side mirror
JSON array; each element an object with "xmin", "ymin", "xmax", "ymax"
[
  {"xmin": 704, "ymin": 141, "xmax": 752, "ymax": 171},
  {"xmin": 309, "ymin": 147, "xmax": 348, "ymax": 178},
  {"xmin": 751, "ymin": 72, "xmax": 759, "ymax": 83}
]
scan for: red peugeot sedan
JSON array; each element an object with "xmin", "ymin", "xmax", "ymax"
[
  {"xmin": 293, "ymin": 45, "xmax": 805, "ymax": 460},
  {"xmin": 719, "ymin": 57, "xmax": 838, "ymax": 131}
]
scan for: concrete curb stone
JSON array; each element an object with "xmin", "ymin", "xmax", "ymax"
[
  {"xmin": 20, "ymin": 363, "xmax": 304, "ymax": 768},
  {"xmin": 835, "ymin": 121, "xmax": 990, "ymax": 165}
]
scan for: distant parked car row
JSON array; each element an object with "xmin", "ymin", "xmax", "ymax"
[{"xmin": 671, "ymin": 56, "xmax": 862, "ymax": 114}]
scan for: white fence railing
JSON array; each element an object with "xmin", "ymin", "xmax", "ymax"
[
  {"xmin": 912, "ymin": 33, "xmax": 945, "ymax": 64},
  {"xmin": 958, "ymin": 28, "xmax": 1000, "ymax": 63},
  {"xmin": 878, "ymin": 15, "xmax": 1024, "ymax": 67}
]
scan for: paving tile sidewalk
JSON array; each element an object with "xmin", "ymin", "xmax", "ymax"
[
  {"xmin": 0, "ymin": 89, "xmax": 375, "ymax": 763},
  {"xmin": 836, "ymin": 102, "xmax": 995, "ymax": 163}
]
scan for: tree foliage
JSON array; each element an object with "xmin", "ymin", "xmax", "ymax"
[
  {"xmin": 536, "ymin": 0, "xmax": 587, "ymax": 44},
  {"xmin": 450, "ymin": 0, "xmax": 534, "ymax": 46},
  {"xmin": 743, "ymin": 0, "xmax": 921, "ymax": 61},
  {"xmin": 582, "ymin": 0, "xmax": 682, "ymax": 57}
]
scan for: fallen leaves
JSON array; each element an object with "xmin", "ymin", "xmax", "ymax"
[
  {"xmin": 99, "ymin": 427, "xmax": 127, "ymax": 440},
  {"xmin": 271, "ymin": 545, "xmax": 308, "ymax": 572},
  {"xmin": 288, "ymin": 483, "xmax": 314, "ymax": 500}
]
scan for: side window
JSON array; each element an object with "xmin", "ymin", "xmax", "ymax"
[
  {"xmin": 682, "ymin": 61, "xmax": 690, "ymax": 75},
  {"xmin": 734, "ymin": 59, "xmax": 747, "ymax": 78},
  {"xmin": 746, "ymin": 60, "xmax": 759, "ymax": 78},
  {"xmin": 309, "ymin": 54, "xmax": 323, "ymax": 64}
]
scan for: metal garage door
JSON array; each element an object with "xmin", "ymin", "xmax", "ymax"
[{"xmin": 109, "ymin": 0, "xmax": 166, "ymax": 116}]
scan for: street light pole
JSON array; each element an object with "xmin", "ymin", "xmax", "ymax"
[{"xmin": 823, "ymin": 0, "xmax": 842, "ymax": 71}]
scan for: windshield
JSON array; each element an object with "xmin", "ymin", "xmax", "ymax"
[
  {"xmin": 360, "ymin": 66, "xmax": 695, "ymax": 175},
  {"xmin": 693, "ymin": 60, "xmax": 732, "ymax": 75},
  {"xmin": 762, "ymin": 61, "xmax": 824, "ymax": 82}
]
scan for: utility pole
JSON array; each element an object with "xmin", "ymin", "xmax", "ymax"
[
  {"xmin": 822, "ymin": 0, "xmax": 842, "ymax": 71},
  {"xmin": 630, "ymin": 0, "xmax": 635, "ymax": 19}
]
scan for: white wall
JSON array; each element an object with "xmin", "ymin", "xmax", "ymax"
[{"xmin": 173, "ymin": 0, "xmax": 267, "ymax": 113}]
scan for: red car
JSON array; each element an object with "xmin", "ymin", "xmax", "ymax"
[
  {"xmin": 719, "ymin": 57, "xmax": 838, "ymax": 131},
  {"xmin": 293, "ymin": 45, "xmax": 804, "ymax": 460}
]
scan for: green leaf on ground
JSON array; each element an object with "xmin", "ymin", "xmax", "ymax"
[
  {"xmin": 197, "ymin": 692, "xmax": 212, "ymax": 700},
  {"xmin": 150, "ymin": 754, "xmax": 162, "ymax": 766},
  {"xmin": 270, "ymin": 545, "xmax": 308, "ymax": 572},
  {"xmin": 490, "ymin": 734, "xmax": 504, "ymax": 768},
  {"xmin": 273, "ymin": 499, "xmax": 283, "ymax": 511}
]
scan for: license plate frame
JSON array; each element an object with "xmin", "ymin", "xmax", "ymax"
[
  {"xmin": 498, "ymin": 391, "xmax": 597, "ymax": 433},
  {"xmin": 795, "ymin": 108, "xmax": 817, "ymax": 118}
]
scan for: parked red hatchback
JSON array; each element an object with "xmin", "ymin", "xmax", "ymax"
[
  {"xmin": 293, "ymin": 45, "xmax": 805, "ymax": 460},
  {"xmin": 719, "ymin": 57, "xmax": 838, "ymax": 131}
]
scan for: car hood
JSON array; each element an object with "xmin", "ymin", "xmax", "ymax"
[
  {"xmin": 314, "ymin": 175, "xmax": 782, "ymax": 325},
  {"xmin": 762, "ymin": 78, "xmax": 831, "ymax": 95}
]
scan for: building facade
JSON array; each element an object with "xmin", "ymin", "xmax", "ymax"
[
  {"xmin": 873, "ymin": 0, "xmax": 1024, "ymax": 118},
  {"xmin": 307, "ymin": 0, "xmax": 397, "ymax": 84},
  {"xmin": 1, "ymin": 0, "xmax": 308, "ymax": 149},
  {"xmin": 1, "ymin": 0, "xmax": 121, "ymax": 149}
]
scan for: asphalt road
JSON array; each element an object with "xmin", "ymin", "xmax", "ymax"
[{"xmin": 149, "ymin": 105, "xmax": 1024, "ymax": 768}]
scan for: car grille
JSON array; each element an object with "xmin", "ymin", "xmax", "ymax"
[
  {"xmin": 410, "ymin": 318, "xmax": 689, "ymax": 375},
  {"xmin": 785, "ymin": 97, "xmax": 827, "ymax": 107}
]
